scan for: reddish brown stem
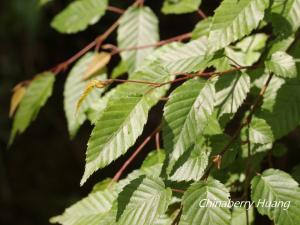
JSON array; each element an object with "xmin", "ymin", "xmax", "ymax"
[
  {"xmin": 109, "ymin": 32, "xmax": 192, "ymax": 55},
  {"xmin": 111, "ymin": 126, "xmax": 161, "ymax": 182},
  {"xmin": 197, "ymin": 9, "xmax": 207, "ymax": 19},
  {"xmin": 155, "ymin": 132, "xmax": 160, "ymax": 150},
  {"xmin": 107, "ymin": 5, "xmax": 125, "ymax": 14},
  {"xmin": 50, "ymin": 14, "xmax": 122, "ymax": 75}
]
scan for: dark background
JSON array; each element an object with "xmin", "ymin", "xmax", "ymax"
[{"xmin": 0, "ymin": 1, "xmax": 299, "ymax": 225}]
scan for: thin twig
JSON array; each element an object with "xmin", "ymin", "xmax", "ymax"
[
  {"xmin": 50, "ymin": 17, "xmax": 121, "ymax": 75},
  {"xmin": 106, "ymin": 32, "xmax": 192, "ymax": 55},
  {"xmin": 107, "ymin": 5, "xmax": 125, "ymax": 14},
  {"xmin": 155, "ymin": 132, "xmax": 161, "ymax": 151},
  {"xmin": 111, "ymin": 125, "xmax": 161, "ymax": 182},
  {"xmin": 197, "ymin": 9, "xmax": 207, "ymax": 19}
]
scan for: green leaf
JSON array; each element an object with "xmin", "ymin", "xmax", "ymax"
[
  {"xmin": 162, "ymin": 0, "xmax": 202, "ymax": 14},
  {"xmin": 141, "ymin": 150, "xmax": 166, "ymax": 169},
  {"xmin": 163, "ymin": 78, "xmax": 215, "ymax": 162},
  {"xmin": 180, "ymin": 178, "xmax": 231, "ymax": 225},
  {"xmin": 86, "ymin": 88, "xmax": 117, "ymax": 125},
  {"xmin": 249, "ymin": 117, "xmax": 274, "ymax": 144},
  {"xmin": 10, "ymin": 72, "xmax": 55, "ymax": 145},
  {"xmin": 224, "ymin": 34, "xmax": 268, "ymax": 67},
  {"xmin": 159, "ymin": 37, "xmax": 210, "ymax": 74},
  {"xmin": 192, "ymin": 17, "xmax": 213, "ymax": 40},
  {"xmin": 169, "ymin": 138, "xmax": 210, "ymax": 181},
  {"xmin": 215, "ymin": 72, "xmax": 250, "ymax": 117},
  {"xmin": 256, "ymin": 75, "xmax": 300, "ymax": 139},
  {"xmin": 251, "ymin": 169, "xmax": 300, "ymax": 225},
  {"xmin": 81, "ymin": 65, "xmax": 171, "ymax": 185},
  {"xmin": 64, "ymin": 52, "xmax": 106, "ymax": 138},
  {"xmin": 51, "ymin": 0, "xmax": 108, "ymax": 34},
  {"xmin": 235, "ymin": 33, "xmax": 268, "ymax": 52},
  {"xmin": 116, "ymin": 176, "xmax": 172, "ymax": 225},
  {"xmin": 266, "ymin": 51, "xmax": 297, "ymax": 78},
  {"xmin": 208, "ymin": 0, "xmax": 269, "ymax": 51},
  {"xmin": 117, "ymin": 6, "xmax": 159, "ymax": 73},
  {"xmin": 50, "ymin": 187, "xmax": 118, "ymax": 225},
  {"xmin": 111, "ymin": 61, "xmax": 128, "ymax": 79},
  {"xmin": 268, "ymin": 0, "xmax": 300, "ymax": 36},
  {"xmin": 231, "ymin": 206, "xmax": 254, "ymax": 225}
]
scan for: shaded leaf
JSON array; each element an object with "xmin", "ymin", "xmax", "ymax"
[{"xmin": 215, "ymin": 72, "xmax": 250, "ymax": 117}]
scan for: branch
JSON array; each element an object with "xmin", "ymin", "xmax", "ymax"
[
  {"xmin": 111, "ymin": 125, "xmax": 161, "ymax": 182},
  {"xmin": 197, "ymin": 9, "xmax": 207, "ymax": 19},
  {"xmin": 107, "ymin": 5, "xmax": 125, "ymax": 14},
  {"xmin": 50, "ymin": 17, "xmax": 121, "ymax": 75},
  {"xmin": 201, "ymin": 73, "xmax": 274, "ymax": 179}
]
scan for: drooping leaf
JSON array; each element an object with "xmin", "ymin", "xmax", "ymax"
[
  {"xmin": 163, "ymin": 78, "xmax": 215, "ymax": 162},
  {"xmin": 117, "ymin": 6, "xmax": 159, "ymax": 73},
  {"xmin": 208, "ymin": 0, "xmax": 269, "ymax": 51},
  {"xmin": 116, "ymin": 176, "xmax": 172, "ymax": 225},
  {"xmin": 249, "ymin": 117, "xmax": 274, "ymax": 144},
  {"xmin": 265, "ymin": 51, "xmax": 297, "ymax": 78},
  {"xmin": 81, "ymin": 65, "xmax": 171, "ymax": 185},
  {"xmin": 10, "ymin": 72, "xmax": 55, "ymax": 145},
  {"xmin": 159, "ymin": 37, "xmax": 210, "ymax": 74},
  {"xmin": 64, "ymin": 52, "xmax": 107, "ymax": 138},
  {"xmin": 9, "ymin": 85, "xmax": 27, "ymax": 117},
  {"xmin": 162, "ymin": 0, "xmax": 202, "ymax": 14},
  {"xmin": 180, "ymin": 178, "xmax": 231, "ymax": 225},
  {"xmin": 51, "ymin": 0, "xmax": 108, "ymax": 33},
  {"xmin": 251, "ymin": 169, "xmax": 300, "ymax": 225},
  {"xmin": 215, "ymin": 72, "xmax": 250, "ymax": 117}
]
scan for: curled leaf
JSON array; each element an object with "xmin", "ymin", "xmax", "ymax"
[
  {"xmin": 9, "ymin": 85, "xmax": 27, "ymax": 117},
  {"xmin": 76, "ymin": 79, "xmax": 110, "ymax": 113},
  {"xmin": 82, "ymin": 52, "xmax": 111, "ymax": 80}
]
